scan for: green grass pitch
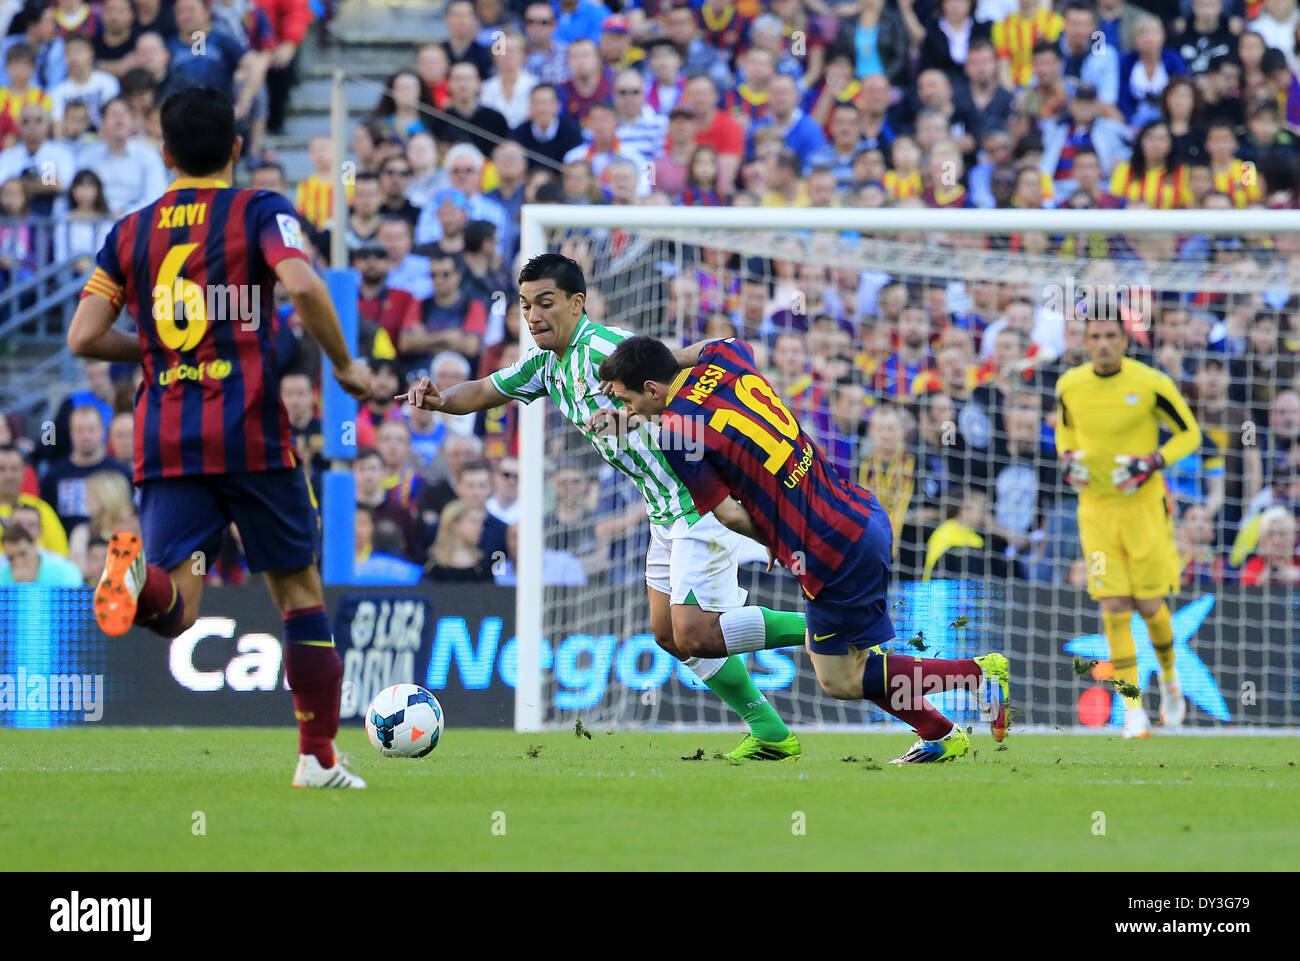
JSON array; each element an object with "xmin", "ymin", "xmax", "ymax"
[{"xmin": 2, "ymin": 727, "xmax": 1297, "ymax": 870}]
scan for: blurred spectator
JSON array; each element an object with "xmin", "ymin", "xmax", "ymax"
[
  {"xmin": 81, "ymin": 535, "xmax": 108, "ymax": 585},
  {"xmin": 1, "ymin": 6, "xmax": 66, "ymax": 92},
  {"xmin": 919, "ymin": 0, "xmax": 992, "ymax": 82},
  {"xmin": 426, "ymin": 457, "xmax": 509, "ymax": 556},
  {"xmin": 92, "ymin": 0, "xmax": 139, "ymax": 79},
  {"xmin": 836, "ymin": 0, "xmax": 911, "ymax": 88},
  {"xmin": 612, "ymin": 66, "xmax": 666, "ymax": 162},
  {"xmin": 432, "ymin": 61, "xmax": 509, "ymax": 154},
  {"xmin": 1175, "ymin": 0, "xmax": 1236, "ymax": 78},
  {"xmin": 52, "ymin": 167, "xmax": 108, "ymax": 269},
  {"xmin": 257, "ymin": 0, "xmax": 310, "ymax": 136},
  {"xmin": 167, "ymin": 0, "xmax": 261, "ymax": 108},
  {"xmin": 354, "ymin": 359, "xmax": 405, "ymax": 450},
  {"xmin": 280, "ymin": 371, "xmax": 327, "ymax": 482},
  {"xmin": 353, "ymin": 447, "xmax": 421, "ymax": 562},
  {"xmin": 65, "ymin": 468, "xmax": 136, "ymax": 572},
  {"xmin": 375, "ymin": 218, "xmax": 430, "ymax": 302},
  {"xmin": 0, "ymin": 103, "xmax": 73, "ymax": 218},
  {"xmin": 356, "ymin": 241, "xmax": 421, "ymax": 352},
  {"xmin": 684, "ymin": 73, "xmax": 743, "ymax": 192},
  {"xmin": 377, "ymin": 418, "xmax": 425, "ymax": 516},
  {"xmin": 50, "ymin": 33, "xmax": 118, "ymax": 128},
  {"xmin": 0, "ymin": 516, "xmax": 82, "ymax": 585},
  {"xmin": 663, "ymin": 2, "xmax": 731, "ymax": 91},
  {"xmin": 481, "ymin": 31, "xmax": 537, "ymax": 128},
  {"xmin": 1177, "ymin": 501, "xmax": 1230, "ymax": 586},
  {"xmin": 461, "ymin": 219, "xmax": 510, "ymax": 306},
  {"xmin": 424, "ymin": 498, "xmax": 494, "ymax": 581},
  {"xmin": 80, "ymin": 97, "xmax": 167, "ymax": 214},
  {"xmin": 0, "ymin": 445, "xmax": 68, "ymax": 555},
  {"xmin": 354, "ymin": 516, "xmax": 423, "ymax": 584},
  {"xmin": 375, "ymin": 69, "xmax": 432, "ymax": 145},
  {"xmin": 130, "ymin": 33, "xmax": 184, "ymax": 111},
  {"xmin": 107, "ymin": 401, "xmax": 137, "ymax": 459},
  {"xmin": 377, "ymin": 156, "xmax": 421, "ymax": 226},
  {"xmin": 405, "ymin": 132, "xmax": 444, "ymax": 209},
  {"xmin": 1251, "ymin": 0, "xmax": 1300, "ymax": 77},
  {"xmin": 511, "ymin": 82, "xmax": 583, "ymax": 168},
  {"xmin": 556, "ymin": 0, "xmax": 612, "ymax": 45},
  {"xmin": 485, "ymin": 454, "xmax": 521, "ymax": 525},
  {"xmin": 486, "ymin": 141, "xmax": 526, "ymax": 261},
  {"xmin": 443, "ymin": 0, "xmax": 494, "ymax": 80},
  {"xmin": 429, "ymin": 352, "xmax": 483, "ymax": 438},
  {"xmin": 295, "ymin": 136, "xmax": 351, "ymax": 230},
  {"xmin": 0, "ymin": 42, "xmax": 52, "ymax": 122},
  {"xmin": 522, "ymin": 2, "xmax": 569, "ymax": 85},
  {"xmin": 405, "ymin": 401, "xmax": 446, "ymax": 470},
  {"xmin": 923, "ymin": 487, "xmax": 1012, "ymax": 579},
  {"xmin": 1241, "ymin": 505, "xmax": 1300, "ymax": 586},
  {"xmin": 133, "ymin": 0, "xmax": 176, "ymax": 40},
  {"xmin": 40, "ymin": 405, "xmax": 133, "ymax": 534},
  {"xmin": 400, "ymin": 257, "xmax": 487, "ymax": 379}
]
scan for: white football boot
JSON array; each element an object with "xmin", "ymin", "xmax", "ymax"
[
  {"xmin": 1159, "ymin": 674, "xmax": 1186, "ymax": 730},
  {"xmin": 293, "ymin": 749, "xmax": 367, "ymax": 789},
  {"xmin": 1122, "ymin": 703, "xmax": 1152, "ymax": 739}
]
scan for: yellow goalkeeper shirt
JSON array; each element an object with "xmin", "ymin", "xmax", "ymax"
[{"xmin": 1054, "ymin": 357, "xmax": 1202, "ymax": 504}]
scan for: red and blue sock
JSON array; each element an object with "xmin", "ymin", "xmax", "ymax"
[
  {"xmin": 863, "ymin": 650, "xmax": 977, "ymax": 740},
  {"xmin": 135, "ymin": 565, "xmax": 185, "ymax": 638},
  {"xmin": 283, "ymin": 605, "xmax": 343, "ymax": 768}
]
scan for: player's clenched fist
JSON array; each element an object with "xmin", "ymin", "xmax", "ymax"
[
  {"xmin": 399, "ymin": 375, "xmax": 445, "ymax": 411},
  {"xmin": 333, "ymin": 359, "xmax": 371, "ymax": 401}
]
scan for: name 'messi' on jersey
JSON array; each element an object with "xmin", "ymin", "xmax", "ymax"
[{"xmin": 488, "ymin": 316, "xmax": 698, "ymax": 525}]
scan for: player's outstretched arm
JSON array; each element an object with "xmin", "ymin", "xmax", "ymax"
[
  {"xmin": 275, "ymin": 259, "xmax": 369, "ymax": 400},
  {"xmin": 68, "ymin": 294, "xmax": 143, "ymax": 363},
  {"xmin": 672, "ymin": 338, "xmax": 726, "ymax": 369},
  {"xmin": 398, "ymin": 375, "xmax": 509, "ymax": 415}
]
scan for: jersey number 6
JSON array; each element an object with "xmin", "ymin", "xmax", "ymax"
[{"xmin": 152, "ymin": 243, "xmax": 208, "ymax": 351}]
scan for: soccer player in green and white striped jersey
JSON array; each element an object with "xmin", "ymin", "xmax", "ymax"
[{"xmin": 398, "ymin": 254, "xmax": 807, "ymax": 760}]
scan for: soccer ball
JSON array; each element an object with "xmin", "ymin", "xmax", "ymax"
[{"xmin": 365, "ymin": 683, "xmax": 444, "ymax": 758}]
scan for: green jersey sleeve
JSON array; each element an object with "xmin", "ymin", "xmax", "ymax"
[{"xmin": 489, "ymin": 347, "xmax": 550, "ymax": 403}]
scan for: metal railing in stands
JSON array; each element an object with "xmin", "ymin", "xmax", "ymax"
[{"xmin": 0, "ymin": 217, "xmax": 114, "ymax": 420}]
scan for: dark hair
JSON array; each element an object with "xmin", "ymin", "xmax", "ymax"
[
  {"xmin": 120, "ymin": 67, "xmax": 157, "ymax": 99},
  {"xmin": 252, "ymin": 159, "xmax": 286, "ymax": 180},
  {"xmin": 459, "ymin": 458, "xmax": 493, "ymax": 478},
  {"xmin": 4, "ymin": 42, "xmax": 34, "ymax": 65},
  {"xmin": 1084, "ymin": 311, "xmax": 1127, "ymax": 333},
  {"xmin": 1131, "ymin": 120, "xmax": 1171, "ymax": 179},
  {"xmin": 464, "ymin": 219, "xmax": 497, "ymax": 252},
  {"xmin": 1161, "ymin": 76, "xmax": 1203, "ymax": 125},
  {"xmin": 69, "ymin": 169, "xmax": 110, "ymax": 214},
  {"xmin": 371, "ymin": 519, "xmax": 407, "ymax": 557},
  {"xmin": 1032, "ymin": 40, "xmax": 1061, "ymax": 60},
  {"xmin": 597, "ymin": 335, "xmax": 680, "ymax": 391},
  {"xmin": 374, "ymin": 69, "xmax": 436, "ymax": 122},
  {"xmin": 64, "ymin": 32, "xmax": 93, "ymax": 51},
  {"xmin": 1, "ymin": 522, "xmax": 33, "ymax": 547},
  {"xmin": 517, "ymin": 253, "xmax": 586, "ymax": 296},
  {"xmin": 354, "ymin": 446, "xmax": 384, "ymax": 466},
  {"xmin": 1063, "ymin": 0, "xmax": 1096, "ymax": 17},
  {"xmin": 531, "ymin": 82, "xmax": 560, "ymax": 101},
  {"xmin": 160, "ymin": 87, "xmax": 236, "ymax": 177}
]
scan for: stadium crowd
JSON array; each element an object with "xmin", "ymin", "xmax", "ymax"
[{"xmin": 3, "ymin": 0, "xmax": 1300, "ymax": 588}]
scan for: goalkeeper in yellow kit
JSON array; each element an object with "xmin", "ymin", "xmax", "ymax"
[{"xmin": 1055, "ymin": 314, "xmax": 1203, "ymax": 738}]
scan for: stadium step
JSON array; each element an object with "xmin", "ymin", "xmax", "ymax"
[{"xmin": 325, "ymin": 0, "xmax": 450, "ymax": 47}]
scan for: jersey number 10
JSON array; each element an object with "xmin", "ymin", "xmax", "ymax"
[{"xmin": 707, "ymin": 373, "xmax": 800, "ymax": 473}]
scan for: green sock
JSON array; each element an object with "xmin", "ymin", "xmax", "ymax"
[
  {"xmin": 760, "ymin": 608, "xmax": 806, "ymax": 649},
  {"xmin": 705, "ymin": 656, "xmax": 790, "ymax": 742}
]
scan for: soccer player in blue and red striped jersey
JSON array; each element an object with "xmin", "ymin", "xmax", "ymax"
[
  {"xmin": 67, "ymin": 87, "xmax": 373, "ymax": 788},
  {"xmin": 598, "ymin": 336, "xmax": 1013, "ymax": 763}
]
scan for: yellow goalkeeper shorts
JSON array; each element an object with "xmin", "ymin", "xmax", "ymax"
[{"xmin": 1076, "ymin": 486, "xmax": 1180, "ymax": 600}]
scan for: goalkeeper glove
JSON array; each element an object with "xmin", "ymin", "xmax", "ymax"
[
  {"xmin": 1111, "ymin": 452, "xmax": 1165, "ymax": 493},
  {"xmin": 1060, "ymin": 451, "xmax": 1089, "ymax": 490}
]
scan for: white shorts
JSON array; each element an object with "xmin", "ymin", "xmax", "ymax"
[{"xmin": 645, "ymin": 513, "xmax": 753, "ymax": 612}]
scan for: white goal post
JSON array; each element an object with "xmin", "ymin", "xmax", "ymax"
[{"xmin": 514, "ymin": 204, "xmax": 1300, "ymax": 735}]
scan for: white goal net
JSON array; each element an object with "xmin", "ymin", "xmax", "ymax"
[{"xmin": 515, "ymin": 207, "xmax": 1300, "ymax": 735}]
